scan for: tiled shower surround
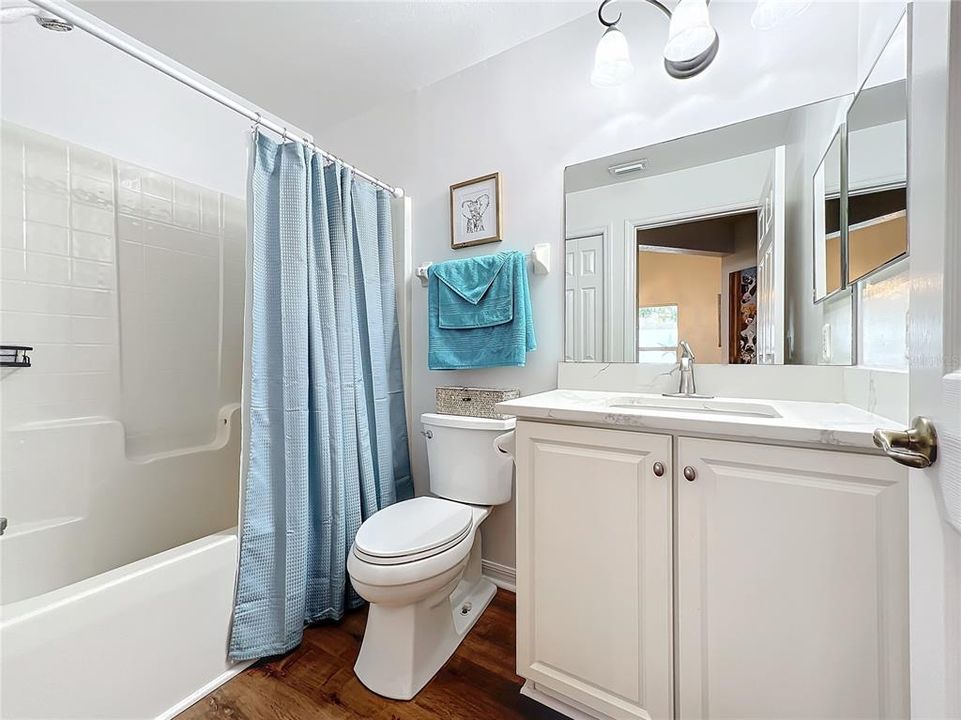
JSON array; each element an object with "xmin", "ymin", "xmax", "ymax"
[{"xmin": 1, "ymin": 122, "xmax": 244, "ymax": 455}]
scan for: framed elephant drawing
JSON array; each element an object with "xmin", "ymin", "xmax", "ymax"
[{"xmin": 450, "ymin": 172, "xmax": 502, "ymax": 249}]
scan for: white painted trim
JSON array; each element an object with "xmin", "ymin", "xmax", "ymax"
[
  {"xmin": 157, "ymin": 659, "xmax": 256, "ymax": 720},
  {"xmin": 481, "ymin": 559, "xmax": 516, "ymax": 592},
  {"xmin": 520, "ymin": 681, "xmax": 609, "ymax": 720}
]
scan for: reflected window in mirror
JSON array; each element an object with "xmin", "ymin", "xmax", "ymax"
[{"xmin": 637, "ymin": 304, "xmax": 678, "ymax": 363}]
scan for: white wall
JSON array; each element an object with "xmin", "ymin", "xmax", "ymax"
[
  {"xmin": 566, "ymin": 151, "xmax": 771, "ymax": 361},
  {"xmin": 323, "ymin": 1, "xmax": 868, "ymax": 568}
]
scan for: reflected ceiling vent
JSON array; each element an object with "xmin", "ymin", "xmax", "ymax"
[{"xmin": 608, "ymin": 159, "xmax": 649, "ymax": 176}]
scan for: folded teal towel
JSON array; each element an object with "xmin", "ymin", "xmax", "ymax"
[
  {"xmin": 434, "ymin": 251, "xmax": 512, "ymax": 329},
  {"xmin": 428, "ymin": 250, "xmax": 536, "ymax": 369}
]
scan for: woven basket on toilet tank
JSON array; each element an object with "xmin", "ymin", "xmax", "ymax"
[{"xmin": 434, "ymin": 386, "xmax": 520, "ymax": 420}]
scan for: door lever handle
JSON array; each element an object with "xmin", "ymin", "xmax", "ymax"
[{"xmin": 873, "ymin": 416, "xmax": 938, "ymax": 469}]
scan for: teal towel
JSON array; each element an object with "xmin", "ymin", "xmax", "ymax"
[
  {"xmin": 428, "ymin": 250, "xmax": 536, "ymax": 369},
  {"xmin": 433, "ymin": 251, "xmax": 512, "ymax": 329}
]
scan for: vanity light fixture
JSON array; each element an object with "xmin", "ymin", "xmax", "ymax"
[
  {"xmin": 591, "ymin": 0, "xmax": 719, "ymax": 87},
  {"xmin": 590, "ymin": 0, "xmax": 635, "ymax": 87},
  {"xmin": 750, "ymin": 0, "xmax": 812, "ymax": 30}
]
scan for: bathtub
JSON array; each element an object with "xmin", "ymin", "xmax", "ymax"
[
  {"xmin": 0, "ymin": 405, "xmax": 248, "ymax": 719},
  {"xmin": 0, "ymin": 531, "xmax": 251, "ymax": 719}
]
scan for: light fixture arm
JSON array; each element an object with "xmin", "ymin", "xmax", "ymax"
[
  {"xmin": 597, "ymin": 0, "xmax": 623, "ymax": 27},
  {"xmin": 633, "ymin": 0, "xmax": 715, "ymax": 22},
  {"xmin": 599, "ymin": 0, "xmax": 675, "ymax": 25},
  {"xmin": 640, "ymin": 0, "xmax": 673, "ymax": 20}
]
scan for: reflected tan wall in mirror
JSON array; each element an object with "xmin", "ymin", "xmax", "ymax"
[
  {"xmin": 849, "ymin": 212, "xmax": 906, "ymax": 281},
  {"xmin": 637, "ymin": 251, "xmax": 723, "ymax": 364}
]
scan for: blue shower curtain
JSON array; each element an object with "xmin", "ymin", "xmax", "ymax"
[{"xmin": 229, "ymin": 131, "xmax": 412, "ymax": 661}]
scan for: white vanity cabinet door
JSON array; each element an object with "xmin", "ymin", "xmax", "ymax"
[
  {"xmin": 675, "ymin": 437, "xmax": 908, "ymax": 720},
  {"xmin": 515, "ymin": 421, "xmax": 673, "ymax": 720}
]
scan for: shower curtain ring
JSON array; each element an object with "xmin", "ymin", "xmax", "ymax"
[
  {"xmin": 282, "ymin": 128, "xmax": 288, "ymax": 142},
  {"xmin": 251, "ymin": 112, "xmax": 262, "ymax": 134}
]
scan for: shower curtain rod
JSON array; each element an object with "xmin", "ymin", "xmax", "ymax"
[{"xmin": 28, "ymin": 0, "xmax": 405, "ymax": 198}]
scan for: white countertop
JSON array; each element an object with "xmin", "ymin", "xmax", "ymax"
[{"xmin": 496, "ymin": 389, "xmax": 901, "ymax": 452}]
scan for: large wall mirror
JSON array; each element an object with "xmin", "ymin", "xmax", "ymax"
[
  {"xmin": 564, "ymin": 97, "xmax": 850, "ymax": 365},
  {"xmin": 564, "ymin": 9, "xmax": 908, "ymax": 368}
]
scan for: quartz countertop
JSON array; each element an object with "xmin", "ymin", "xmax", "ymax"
[{"xmin": 496, "ymin": 389, "xmax": 901, "ymax": 452}]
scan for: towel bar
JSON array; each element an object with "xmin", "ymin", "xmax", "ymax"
[{"xmin": 415, "ymin": 244, "xmax": 550, "ymax": 287}]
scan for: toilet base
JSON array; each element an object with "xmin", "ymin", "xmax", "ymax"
[{"xmin": 353, "ymin": 536, "xmax": 496, "ymax": 700}]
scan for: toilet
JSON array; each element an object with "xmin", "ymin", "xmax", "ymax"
[{"xmin": 347, "ymin": 412, "xmax": 516, "ymax": 700}]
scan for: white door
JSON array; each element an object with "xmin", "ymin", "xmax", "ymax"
[
  {"xmin": 515, "ymin": 422, "xmax": 673, "ymax": 720},
  {"xmin": 756, "ymin": 146, "xmax": 785, "ymax": 364},
  {"xmin": 676, "ymin": 437, "xmax": 908, "ymax": 719},
  {"xmin": 899, "ymin": 4, "xmax": 961, "ymax": 717},
  {"xmin": 565, "ymin": 235, "xmax": 604, "ymax": 362}
]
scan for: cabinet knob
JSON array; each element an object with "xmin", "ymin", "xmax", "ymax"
[
  {"xmin": 653, "ymin": 461, "xmax": 665, "ymax": 477},
  {"xmin": 683, "ymin": 466, "xmax": 697, "ymax": 481}
]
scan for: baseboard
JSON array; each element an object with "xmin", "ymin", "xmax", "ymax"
[
  {"xmin": 521, "ymin": 681, "xmax": 608, "ymax": 720},
  {"xmin": 158, "ymin": 659, "xmax": 256, "ymax": 720},
  {"xmin": 481, "ymin": 559, "xmax": 516, "ymax": 592}
]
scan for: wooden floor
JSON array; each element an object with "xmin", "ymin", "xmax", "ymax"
[{"xmin": 178, "ymin": 589, "xmax": 567, "ymax": 720}]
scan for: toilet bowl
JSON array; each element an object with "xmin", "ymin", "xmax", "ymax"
[{"xmin": 348, "ymin": 413, "xmax": 515, "ymax": 700}]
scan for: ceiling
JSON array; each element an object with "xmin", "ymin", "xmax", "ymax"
[{"xmin": 78, "ymin": 0, "xmax": 595, "ymax": 133}]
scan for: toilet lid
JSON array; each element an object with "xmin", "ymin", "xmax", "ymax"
[{"xmin": 354, "ymin": 496, "xmax": 473, "ymax": 562}]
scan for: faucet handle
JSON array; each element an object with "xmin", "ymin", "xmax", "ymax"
[{"xmin": 678, "ymin": 340, "xmax": 695, "ymax": 361}]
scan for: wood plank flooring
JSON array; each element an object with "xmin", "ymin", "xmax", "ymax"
[{"xmin": 178, "ymin": 589, "xmax": 567, "ymax": 720}]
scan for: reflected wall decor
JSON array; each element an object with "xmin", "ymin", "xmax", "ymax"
[{"xmin": 728, "ymin": 266, "xmax": 758, "ymax": 364}]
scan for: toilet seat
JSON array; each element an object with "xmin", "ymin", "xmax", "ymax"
[{"xmin": 353, "ymin": 496, "xmax": 474, "ymax": 566}]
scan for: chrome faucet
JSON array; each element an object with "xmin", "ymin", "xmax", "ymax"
[{"xmin": 664, "ymin": 341, "xmax": 711, "ymax": 398}]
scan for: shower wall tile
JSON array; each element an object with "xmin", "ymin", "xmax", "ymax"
[
  {"xmin": 25, "ymin": 251, "xmax": 71, "ymax": 285},
  {"xmin": 71, "ymin": 203, "xmax": 114, "ymax": 236},
  {"xmin": 117, "ymin": 215, "xmax": 143, "ymax": 243},
  {"xmin": 142, "ymin": 194, "xmax": 173, "ymax": 224},
  {"xmin": 25, "ymin": 190, "xmax": 69, "ymax": 227},
  {"xmin": 2, "ymin": 172, "xmax": 24, "ymax": 219},
  {"xmin": 70, "ymin": 174, "xmax": 113, "ymax": 209},
  {"xmin": 25, "ymin": 221, "xmax": 69, "ymax": 255},
  {"xmin": 3, "ymin": 121, "xmax": 245, "ymax": 458},
  {"xmin": 141, "ymin": 170, "xmax": 172, "ymax": 200},
  {"xmin": 118, "ymin": 188, "xmax": 142, "ymax": 216},
  {"xmin": 71, "ymin": 258, "xmax": 114, "ymax": 290},
  {"xmin": 70, "ymin": 146, "xmax": 112, "ymax": 182},
  {"xmin": 2, "ymin": 214, "xmax": 25, "ymax": 249},
  {"xmin": 72, "ymin": 231, "xmax": 114, "ymax": 262}
]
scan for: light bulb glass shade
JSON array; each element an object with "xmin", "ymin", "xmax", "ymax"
[
  {"xmin": 663, "ymin": 0, "xmax": 717, "ymax": 63},
  {"xmin": 591, "ymin": 25, "xmax": 634, "ymax": 87},
  {"xmin": 662, "ymin": 0, "xmax": 719, "ymax": 79},
  {"xmin": 751, "ymin": 0, "xmax": 812, "ymax": 30}
]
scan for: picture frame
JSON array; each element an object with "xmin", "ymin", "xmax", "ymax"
[{"xmin": 450, "ymin": 172, "xmax": 502, "ymax": 249}]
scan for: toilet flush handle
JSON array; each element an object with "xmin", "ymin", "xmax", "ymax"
[{"xmin": 493, "ymin": 430, "xmax": 516, "ymax": 458}]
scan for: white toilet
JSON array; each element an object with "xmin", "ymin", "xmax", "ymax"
[{"xmin": 347, "ymin": 412, "xmax": 516, "ymax": 700}]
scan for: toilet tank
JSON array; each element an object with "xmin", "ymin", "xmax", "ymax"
[{"xmin": 420, "ymin": 413, "xmax": 515, "ymax": 506}]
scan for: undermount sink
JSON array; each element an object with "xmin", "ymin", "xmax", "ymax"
[{"xmin": 605, "ymin": 395, "xmax": 782, "ymax": 419}]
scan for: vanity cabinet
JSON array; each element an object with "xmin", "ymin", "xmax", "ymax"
[
  {"xmin": 514, "ymin": 422, "xmax": 908, "ymax": 720},
  {"xmin": 515, "ymin": 421, "xmax": 674, "ymax": 720},
  {"xmin": 675, "ymin": 437, "xmax": 908, "ymax": 720}
]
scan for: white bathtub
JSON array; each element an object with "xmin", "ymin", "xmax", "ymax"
[
  {"xmin": 0, "ymin": 405, "xmax": 247, "ymax": 719},
  {"xmin": 0, "ymin": 530, "xmax": 250, "ymax": 720}
]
